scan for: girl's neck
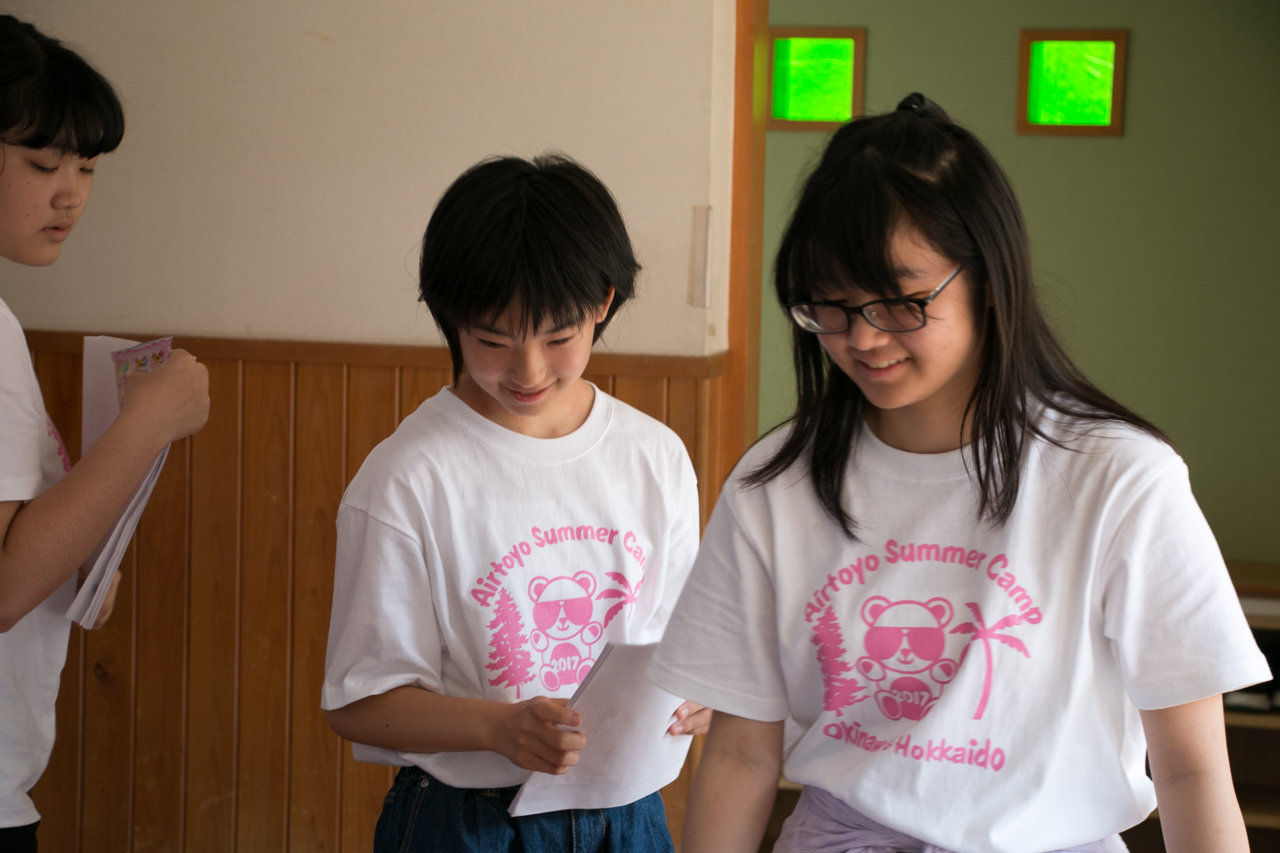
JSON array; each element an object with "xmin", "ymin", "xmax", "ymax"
[{"xmin": 865, "ymin": 393, "xmax": 973, "ymax": 454}]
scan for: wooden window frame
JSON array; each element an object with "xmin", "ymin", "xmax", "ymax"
[
  {"xmin": 767, "ymin": 26, "xmax": 866, "ymax": 132},
  {"xmin": 1016, "ymin": 28, "xmax": 1128, "ymax": 137}
]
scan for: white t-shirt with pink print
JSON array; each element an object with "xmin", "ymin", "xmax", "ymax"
[
  {"xmin": 649, "ymin": 417, "xmax": 1269, "ymax": 853},
  {"xmin": 322, "ymin": 384, "xmax": 700, "ymax": 789},
  {"xmin": 0, "ymin": 296, "xmax": 74, "ymax": 828}
]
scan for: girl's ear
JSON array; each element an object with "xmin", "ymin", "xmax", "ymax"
[{"xmin": 594, "ymin": 287, "xmax": 615, "ymax": 323}]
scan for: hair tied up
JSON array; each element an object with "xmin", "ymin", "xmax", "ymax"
[{"xmin": 895, "ymin": 92, "xmax": 950, "ymax": 122}]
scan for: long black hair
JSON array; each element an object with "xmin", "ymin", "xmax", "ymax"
[
  {"xmin": 419, "ymin": 154, "xmax": 639, "ymax": 383},
  {"xmin": 747, "ymin": 93, "xmax": 1167, "ymax": 537},
  {"xmin": 0, "ymin": 15, "xmax": 124, "ymax": 157}
]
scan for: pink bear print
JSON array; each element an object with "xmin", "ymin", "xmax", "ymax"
[
  {"xmin": 529, "ymin": 572, "xmax": 603, "ymax": 691},
  {"xmin": 856, "ymin": 596, "xmax": 959, "ymax": 722}
]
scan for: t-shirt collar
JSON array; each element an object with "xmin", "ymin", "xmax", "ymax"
[{"xmin": 436, "ymin": 381, "xmax": 611, "ymax": 464}]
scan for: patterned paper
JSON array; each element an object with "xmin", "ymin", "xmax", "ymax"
[{"xmin": 111, "ymin": 337, "xmax": 173, "ymax": 405}]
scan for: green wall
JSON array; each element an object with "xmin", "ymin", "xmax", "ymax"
[{"xmin": 758, "ymin": 0, "xmax": 1280, "ymax": 562}]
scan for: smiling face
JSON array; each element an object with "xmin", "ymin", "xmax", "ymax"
[
  {"xmin": 452, "ymin": 292, "xmax": 612, "ymax": 438},
  {"xmin": 0, "ymin": 144, "xmax": 97, "ymax": 266},
  {"xmin": 816, "ymin": 224, "xmax": 983, "ymax": 453}
]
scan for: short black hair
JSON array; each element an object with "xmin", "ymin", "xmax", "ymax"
[
  {"xmin": 0, "ymin": 14, "xmax": 124, "ymax": 157},
  {"xmin": 419, "ymin": 154, "xmax": 639, "ymax": 383}
]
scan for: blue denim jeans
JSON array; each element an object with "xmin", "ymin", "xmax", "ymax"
[{"xmin": 374, "ymin": 766, "xmax": 675, "ymax": 853}]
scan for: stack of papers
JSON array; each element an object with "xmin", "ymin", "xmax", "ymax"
[
  {"xmin": 65, "ymin": 336, "xmax": 171, "ymax": 628},
  {"xmin": 508, "ymin": 642, "xmax": 692, "ymax": 817}
]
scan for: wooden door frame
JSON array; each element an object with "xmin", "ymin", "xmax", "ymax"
[{"xmin": 720, "ymin": 0, "xmax": 769, "ymax": 487}]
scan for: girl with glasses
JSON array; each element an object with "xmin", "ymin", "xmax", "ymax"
[
  {"xmin": 0, "ymin": 16, "xmax": 209, "ymax": 852},
  {"xmin": 649, "ymin": 93, "xmax": 1266, "ymax": 853}
]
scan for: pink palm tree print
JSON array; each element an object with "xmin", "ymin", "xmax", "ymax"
[
  {"xmin": 949, "ymin": 602, "xmax": 1031, "ymax": 720},
  {"xmin": 595, "ymin": 572, "xmax": 641, "ymax": 629}
]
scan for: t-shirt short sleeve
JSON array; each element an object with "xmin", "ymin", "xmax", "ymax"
[
  {"xmin": 322, "ymin": 505, "xmax": 443, "ymax": 711},
  {"xmin": 0, "ymin": 308, "xmax": 45, "ymax": 502},
  {"xmin": 640, "ymin": 445, "xmax": 702, "ymax": 639},
  {"xmin": 649, "ymin": 481, "xmax": 790, "ymax": 722},
  {"xmin": 1101, "ymin": 458, "xmax": 1270, "ymax": 710}
]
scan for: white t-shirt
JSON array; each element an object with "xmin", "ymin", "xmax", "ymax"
[
  {"xmin": 323, "ymin": 385, "xmax": 700, "ymax": 789},
  {"xmin": 0, "ymin": 296, "xmax": 74, "ymax": 828},
  {"xmin": 649, "ymin": 417, "xmax": 1269, "ymax": 853}
]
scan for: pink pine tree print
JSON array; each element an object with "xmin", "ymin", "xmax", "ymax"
[
  {"xmin": 949, "ymin": 602, "xmax": 1031, "ymax": 720},
  {"xmin": 595, "ymin": 571, "xmax": 642, "ymax": 629},
  {"xmin": 811, "ymin": 605, "xmax": 866, "ymax": 716},
  {"xmin": 485, "ymin": 588, "xmax": 535, "ymax": 698}
]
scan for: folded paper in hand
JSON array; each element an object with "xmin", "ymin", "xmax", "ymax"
[
  {"xmin": 508, "ymin": 642, "xmax": 692, "ymax": 817},
  {"xmin": 65, "ymin": 336, "xmax": 172, "ymax": 628}
]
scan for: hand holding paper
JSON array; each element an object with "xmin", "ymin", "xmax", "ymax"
[
  {"xmin": 67, "ymin": 336, "xmax": 209, "ymax": 629},
  {"xmin": 495, "ymin": 696, "xmax": 586, "ymax": 776},
  {"xmin": 508, "ymin": 643, "xmax": 694, "ymax": 817}
]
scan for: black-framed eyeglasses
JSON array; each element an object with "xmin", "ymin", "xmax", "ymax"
[{"xmin": 786, "ymin": 265, "xmax": 964, "ymax": 334}]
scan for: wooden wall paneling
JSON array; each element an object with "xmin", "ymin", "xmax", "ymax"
[
  {"xmin": 184, "ymin": 360, "xmax": 242, "ymax": 852},
  {"xmin": 613, "ymin": 376, "xmax": 668, "ymax": 422},
  {"xmin": 399, "ymin": 367, "xmax": 449, "ymax": 422},
  {"xmin": 80, "ymin": 542, "xmax": 136, "ymax": 853},
  {"xmin": 29, "ymin": 351, "xmax": 84, "ymax": 853},
  {"xmin": 666, "ymin": 378, "xmax": 700, "ymax": 468},
  {"xmin": 346, "ymin": 367, "xmax": 398, "ymax": 473},
  {"xmin": 24, "ymin": 334, "xmax": 728, "ymax": 849},
  {"xmin": 697, "ymin": 376, "xmax": 724, "ymax": 528},
  {"xmin": 290, "ymin": 364, "xmax": 346, "ymax": 853},
  {"xmin": 583, "ymin": 373, "xmax": 614, "ymax": 395},
  {"xmin": 340, "ymin": 366, "xmax": 400, "ymax": 850},
  {"xmin": 238, "ymin": 361, "xmax": 294, "ymax": 852},
  {"xmin": 133, "ymin": 437, "xmax": 193, "ymax": 851}
]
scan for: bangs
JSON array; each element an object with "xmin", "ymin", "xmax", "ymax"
[
  {"xmin": 427, "ymin": 183, "xmax": 616, "ymax": 336},
  {"xmin": 786, "ymin": 160, "xmax": 906, "ymax": 305},
  {"xmin": 783, "ymin": 152, "xmax": 959, "ymax": 305},
  {"xmin": 419, "ymin": 154, "xmax": 638, "ymax": 385},
  {"xmin": 4, "ymin": 41, "xmax": 124, "ymax": 157}
]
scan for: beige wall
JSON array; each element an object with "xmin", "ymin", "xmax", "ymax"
[{"xmin": 2, "ymin": 0, "xmax": 736, "ymax": 357}]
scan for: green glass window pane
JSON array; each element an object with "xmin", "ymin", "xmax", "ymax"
[
  {"xmin": 1027, "ymin": 40, "xmax": 1116, "ymax": 126},
  {"xmin": 773, "ymin": 37, "xmax": 854, "ymax": 123}
]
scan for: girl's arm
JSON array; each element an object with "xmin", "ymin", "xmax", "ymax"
[
  {"xmin": 0, "ymin": 352, "xmax": 209, "ymax": 631},
  {"xmin": 682, "ymin": 711, "xmax": 783, "ymax": 853},
  {"xmin": 1141, "ymin": 694, "xmax": 1248, "ymax": 853},
  {"xmin": 325, "ymin": 684, "xmax": 587, "ymax": 775}
]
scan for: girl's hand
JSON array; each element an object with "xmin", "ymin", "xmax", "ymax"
[
  {"xmin": 670, "ymin": 701, "xmax": 712, "ymax": 735},
  {"xmin": 86, "ymin": 572, "xmax": 121, "ymax": 630},
  {"xmin": 492, "ymin": 696, "xmax": 586, "ymax": 775},
  {"xmin": 118, "ymin": 350, "xmax": 210, "ymax": 446}
]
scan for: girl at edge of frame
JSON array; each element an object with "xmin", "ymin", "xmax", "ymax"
[
  {"xmin": 0, "ymin": 15, "xmax": 209, "ymax": 853},
  {"xmin": 321, "ymin": 154, "xmax": 711, "ymax": 853},
  {"xmin": 648, "ymin": 93, "xmax": 1268, "ymax": 853}
]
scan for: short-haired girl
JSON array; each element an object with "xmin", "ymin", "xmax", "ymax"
[
  {"xmin": 649, "ymin": 94, "xmax": 1267, "ymax": 853},
  {"xmin": 323, "ymin": 154, "xmax": 709, "ymax": 852},
  {"xmin": 0, "ymin": 15, "xmax": 209, "ymax": 851}
]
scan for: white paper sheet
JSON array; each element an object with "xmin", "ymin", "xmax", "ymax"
[
  {"xmin": 65, "ymin": 336, "xmax": 169, "ymax": 628},
  {"xmin": 508, "ymin": 642, "xmax": 692, "ymax": 817}
]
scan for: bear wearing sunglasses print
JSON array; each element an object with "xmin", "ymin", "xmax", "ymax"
[
  {"xmin": 855, "ymin": 596, "xmax": 959, "ymax": 722},
  {"xmin": 529, "ymin": 572, "xmax": 604, "ymax": 691}
]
